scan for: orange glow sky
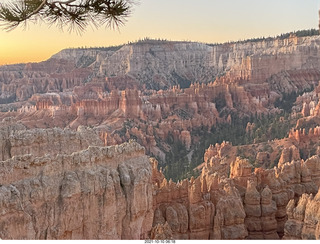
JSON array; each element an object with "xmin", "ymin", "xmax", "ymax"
[{"xmin": 0, "ymin": 0, "xmax": 319, "ymax": 65}]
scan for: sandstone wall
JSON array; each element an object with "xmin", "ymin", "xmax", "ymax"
[
  {"xmin": 284, "ymin": 189, "xmax": 320, "ymax": 239},
  {"xmin": 229, "ymin": 151, "xmax": 320, "ymax": 238},
  {"xmin": 0, "ymin": 141, "xmax": 153, "ymax": 240},
  {"xmin": 151, "ymin": 159, "xmax": 247, "ymax": 240},
  {"xmin": 0, "ymin": 122, "xmax": 103, "ymax": 161},
  {"xmin": 1, "ymin": 35, "xmax": 320, "ymax": 101}
]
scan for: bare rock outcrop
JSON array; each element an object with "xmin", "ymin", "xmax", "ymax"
[
  {"xmin": 244, "ymin": 180, "xmax": 278, "ymax": 239},
  {"xmin": 0, "ymin": 118, "xmax": 26, "ymax": 161},
  {"xmin": 278, "ymin": 145, "xmax": 300, "ymax": 165},
  {"xmin": 0, "ymin": 141, "xmax": 153, "ymax": 240},
  {"xmin": 150, "ymin": 222, "xmax": 173, "ymax": 240},
  {"xmin": 0, "ymin": 59, "xmax": 91, "ymax": 102},
  {"xmin": 230, "ymin": 157, "xmax": 253, "ymax": 189},
  {"xmin": 212, "ymin": 180, "xmax": 248, "ymax": 240},
  {"xmin": 304, "ymin": 155, "xmax": 320, "ymax": 187},
  {"xmin": 2, "ymin": 35, "xmax": 320, "ymax": 100},
  {"xmin": 0, "ymin": 124, "xmax": 103, "ymax": 161},
  {"xmin": 1, "ymin": 34, "xmax": 320, "ymax": 240},
  {"xmin": 222, "ymin": 144, "xmax": 320, "ymax": 239},
  {"xmin": 284, "ymin": 188, "xmax": 320, "ymax": 240},
  {"xmin": 150, "ymin": 142, "xmax": 320, "ymax": 240},
  {"xmin": 152, "ymin": 159, "xmax": 247, "ymax": 240}
]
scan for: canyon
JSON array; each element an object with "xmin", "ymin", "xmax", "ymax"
[
  {"xmin": 0, "ymin": 118, "xmax": 320, "ymax": 240},
  {"xmin": 0, "ymin": 32, "xmax": 320, "ymax": 239},
  {"xmin": 0, "ymin": 35, "xmax": 319, "ymax": 170}
]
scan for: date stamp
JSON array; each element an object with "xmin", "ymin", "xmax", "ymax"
[{"xmin": 144, "ymin": 240, "xmax": 176, "ymax": 244}]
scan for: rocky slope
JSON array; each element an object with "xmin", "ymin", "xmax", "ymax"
[
  {"xmin": 0, "ymin": 119, "xmax": 103, "ymax": 161},
  {"xmin": 0, "ymin": 34, "xmax": 319, "ymax": 168},
  {"xmin": 0, "ymin": 114, "xmax": 320, "ymax": 240},
  {"xmin": 51, "ymin": 35, "xmax": 320, "ymax": 91},
  {"xmin": 0, "ymin": 82, "xmax": 264, "ymax": 165},
  {"xmin": 0, "ymin": 35, "xmax": 319, "ymax": 158},
  {"xmin": 1, "ymin": 35, "xmax": 320, "ymax": 102},
  {"xmin": 0, "ymin": 139, "xmax": 153, "ymax": 239},
  {"xmin": 152, "ymin": 158, "xmax": 247, "ymax": 240},
  {"xmin": 149, "ymin": 142, "xmax": 320, "ymax": 240},
  {"xmin": 1, "ymin": 32, "xmax": 320, "ymax": 240},
  {"xmin": 284, "ymin": 189, "xmax": 320, "ymax": 239}
]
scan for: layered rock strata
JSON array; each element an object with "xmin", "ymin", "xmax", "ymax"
[
  {"xmin": 244, "ymin": 180, "xmax": 278, "ymax": 239},
  {"xmin": 1, "ymin": 35, "xmax": 320, "ymax": 113},
  {"xmin": 152, "ymin": 159, "xmax": 248, "ymax": 240},
  {"xmin": 0, "ymin": 118, "xmax": 103, "ymax": 161},
  {"xmin": 0, "ymin": 141, "xmax": 153, "ymax": 240},
  {"xmin": 229, "ymin": 152, "xmax": 320, "ymax": 238},
  {"xmin": 1, "ymin": 134, "xmax": 320, "ymax": 240},
  {"xmin": 51, "ymin": 35, "xmax": 320, "ymax": 91},
  {"xmin": 284, "ymin": 189, "xmax": 320, "ymax": 240}
]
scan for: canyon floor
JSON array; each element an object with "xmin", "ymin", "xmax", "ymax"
[{"xmin": 0, "ymin": 31, "xmax": 320, "ymax": 240}]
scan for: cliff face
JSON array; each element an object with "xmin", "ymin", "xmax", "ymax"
[
  {"xmin": 0, "ymin": 117, "xmax": 153, "ymax": 240},
  {"xmin": 0, "ymin": 60, "xmax": 91, "ymax": 103},
  {"xmin": 244, "ymin": 181, "xmax": 278, "ymax": 239},
  {"xmin": 0, "ymin": 81, "xmax": 267, "ymax": 160},
  {"xmin": 0, "ymin": 35, "xmax": 319, "ymax": 162},
  {"xmin": 284, "ymin": 189, "xmax": 320, "ymax": 240},
  {"xmin": 236, "ymin": 157, "xmax": 319, "ymax": 238},
  {"xmin": 198, "ymin": 143, "xmax": 320, "ymax": 239},
  {"xmin": 1, "ymin": 34, "xmax": 320, "ymax": 240},
  {"xmin": 1, "ymin": 126, "xmax": 103, "ymax": 161},
  {"xmin": 1, "ymin": 35, "xmax": 320, "ymax": 102},
  {"xmin": 151, "ymin": 160, "xmax": 247, "ymax": 240},
  {"xmin": 0, "ymin": 141, "xmax": 153, "ymax": 240},
  {"xmin": 50, "ymin": 36, "xmax": 320, "ymax": 91},
  {"xmin": 149, "ymin": 140, "xmax": 320, "ymax": 240},
  {"xmin": 52, "ymin": 42, "xmax": 219, "ymax": 90},
  {"xmin": 1, "ymin": 123, "xmax": 320, "ymax": 240}
]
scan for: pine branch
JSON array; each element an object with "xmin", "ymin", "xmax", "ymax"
[{"xmin": 0, "ymin": 0, "xmax": 134, "ymax": 32}]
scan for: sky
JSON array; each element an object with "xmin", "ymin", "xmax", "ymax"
[{"xmin": 0, "ymin": 0, "xmax": 319, "ymax": 65}]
